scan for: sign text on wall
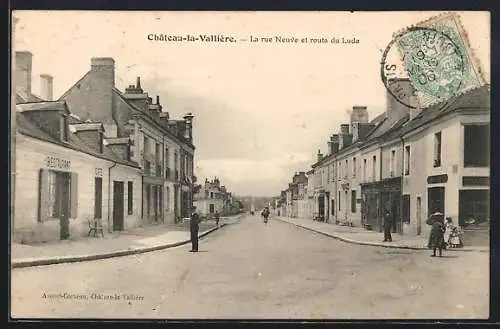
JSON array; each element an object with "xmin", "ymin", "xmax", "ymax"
[
  {"xmin": 45, "ymin": 156, "xmax": 71, "ymax": 170},
  {"xmin": 95, "ymin": 168, "xmax": 103, "ymax": 177}
]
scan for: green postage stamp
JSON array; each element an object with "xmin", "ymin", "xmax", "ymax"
[{"xmin": 393, "ymin": 12, "xmax": 486, "ymax": 108}]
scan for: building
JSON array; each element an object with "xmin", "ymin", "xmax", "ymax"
[
  {"xmin": 14, "ymin": 101, "xmax": 142, "ymax": 243},
  {"xmin": 284, "ymin": 81, "xmax": 490, "ymax": 242},
  {"xmin": 58, "ymin": 57, "xmax": 196, "ymax": 224},
  {"xmin": 193, "ymin": 177, "xmax": 240, "ymax": 217}
]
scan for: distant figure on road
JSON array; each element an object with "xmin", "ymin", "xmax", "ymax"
[
  {"xmin": 262, "ymin": 207, "xmax": 270, "ymax": 224},
  {"xmin": 215, "ymin": 210, "xmax": 220, "ymax": 227},
  {"xmin": 383, "ymin": 208, "xmax": 393, "ymax": 242},
  {"xmin": 190, "ymin": 207, "xmax": 201, "ymax": 252}
]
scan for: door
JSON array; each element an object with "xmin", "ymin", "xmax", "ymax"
[
  {"xmin": 318, "ymin": 196, "xmax": 325, "ymax": 219},
  {"xmin": 174, "ymin": 186, "xmax": 179, "ymax": 221},
  {"xmin": 325, "ymin": 192, "xmax": 330, "ymax": 221},
  {"xmin": 428, "ymin": 187, "xmax": 445, "ymax": 216},
  {"xmin": 113, "ymin": 181, "xmax": 125, "ymax": 231},
  {"xmin": 416, "ymin": 197, "xmax": 422, "ymax": 235},
  {"xmin": 158, "ymin": 187, "xmax": 163, "ymax": 223},
  {"xmin": 152, "ymin": 185, "xmax": 158, "ymax": 222}
]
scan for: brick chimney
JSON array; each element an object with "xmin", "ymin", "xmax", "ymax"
[
  {"xmin": 339, "ymin": 124, "xmax": 352, "ymax": 150},
  {"xmin": 105, "ymin": 137, "xmax": 131, "ymax": 161},
  {"xmin": 15, "ymin": 51, "xmax": 33, "ymax": 97},
  {"xmin": 317, "ymin": 149, "xmax": 323, "ymax": 162},
  {"xmin": 40, "ymin": 74, "xmax": 53, "ymax": 101},
  {"xmin": 91, "ymin": 57, "xmax": 115, "ymax": 86},
  {"xmin": 350, "ymin": 106, "xmax": 369, "ymax": 124},
  {"xmin": 329, "ymin": 134, "xmax": 339, "ymax": 154}
]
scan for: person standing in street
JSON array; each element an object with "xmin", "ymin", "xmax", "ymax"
[
  {"xmin": 383, "ymin": 208, "xmax": 393, "ymax": 242},
  {"xmin": 214, "ymin": 210, "xmax": 220, "ymax": 227},
  {"xmin": 428, "ymin": 214, "xmax": 446, "ymax": 257},
  {"xmin": 190, "ymin": 207, "xmax": 201, "ymax": 252}
]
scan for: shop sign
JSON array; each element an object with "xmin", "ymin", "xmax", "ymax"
[
  {"xmin": 427, "ymin": 174, "xmax": 448, "ymax": 184},
  {"xmin": 45, "ymin": 156, "xmax": 71, "ymax": 170},
  {"xmin": 462, "ymin": 176, "xmax": 489, "ymax": 186},
  {"xmin": 95, "ymin": 168, "xmax": 103, "ymax": 177}
]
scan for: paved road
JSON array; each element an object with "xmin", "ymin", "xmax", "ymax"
[{"xmin": 11, "ymin": 215, "xmax": 489, "ymax": 319}]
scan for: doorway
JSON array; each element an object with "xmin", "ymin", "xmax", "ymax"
[
  {"xmin": 58, "ymin": 172, "xmax": 71, "ymax": 240},
  {"xmin": 428, "ymin": 186, "xmax": 445, "ymax": 216},
  {"xmin": 113, "ymin": 181, "xmax": 124, "ymax": 231},
  {"xmin": 318, "ymin": 195, "xmax": 325, "ymax": 219},
  {"xmin": 416, "ymin": 197, "xmax": 422, "ymax": 235}
]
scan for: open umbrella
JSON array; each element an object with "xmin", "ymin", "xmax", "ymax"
[{"xmin": 426, "ymin": 212, "xmax": 444, "ymax": 225}]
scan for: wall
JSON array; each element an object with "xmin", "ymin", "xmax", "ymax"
[{"xmin": 14, "ymin": 133, "xmax": 142, "ymax": 243}]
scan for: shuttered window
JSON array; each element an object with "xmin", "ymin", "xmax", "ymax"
[
  {"xmin": 38, "ymin": 169, "xmax": 78, "ymax": 221},
  {"xmin": 94, "ymin": 177, "xmax": 103, "ymax": 218},
  {"xmin": 128, "ymin": 181, "xmax": 133, "ymax": 215}
]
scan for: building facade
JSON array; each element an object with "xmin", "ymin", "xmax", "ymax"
[
  {"xmin": 14, "ymin": 101, "xmax": 142, "ymax": 243},
  {"xmin": 58, "ymin": 57, "xmax": 196, "ymax": 224},
  {"xmin": 193, "ymin": 177, "xmax": 240, "ymax": 217},
  {"xmin": 283, "ymin": 82, "xmax": 490, "ymax": 242}
]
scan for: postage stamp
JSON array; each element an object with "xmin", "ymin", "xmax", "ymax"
[{"xmin": 381, "ymin": 12, "xmax": 487, "ymax": 108}]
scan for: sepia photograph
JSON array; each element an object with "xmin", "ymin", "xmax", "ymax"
[{"xmin": 10, "ymin": 10, "xmax": 490, "ymax": 320}]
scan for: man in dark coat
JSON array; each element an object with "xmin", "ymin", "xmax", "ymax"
[
  {"xmin": 428, "ymin": 213, "xmax": 446, "ymax": 257},
  {"xmin": 383, "ymin": 208, "xmax": 393, "ymax": 242},
  {"xmin": 190, "ymin": 207, "xmax": 201, "ymax": 252}
]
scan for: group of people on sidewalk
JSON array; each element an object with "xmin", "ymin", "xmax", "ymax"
[{"xmin": 382, "ymin": 207, "xmax": 463, "ymax": 257}]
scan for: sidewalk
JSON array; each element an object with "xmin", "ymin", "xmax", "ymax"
[
  {"xmin": 276, "ymin": 217, "xmax": 489, "ymax": 253},
  {"xmin": 11, "ymin": 216, "xmax": 243, "ymax": 268}
]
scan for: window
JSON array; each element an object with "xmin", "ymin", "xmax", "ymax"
[
  {"xmin": 143, "ymin": 135, "xmax": 150, "ymax": 155},
  {"xmin": 433, "ymin": 132, "xmax": 442, "ymax": 167},
  {"xmin": 352, "ymin": 157, "xmax": 356, "ymax": 178},
  {"xmin": 344, "ymin": 159, "xmax": 348, "ymax": 178},
  {"xmin": 99, "ymin": 132, "xmax": 104, "ymax": 153},
  {"xmin": 464, "ymin": 124, "xmax": 489, "ymax": 167},
  {"xmin": 351, "ymin": 190, "xmax": 357, "ymax": 213},
  {"xmin": 338, "ymin": 191, "xmax": 341, "ymax": 210},
  {"xmin": 331, "ymin": 199, "xmax": 335, "ymax": 215},
  {"xmin": 402, "ymin": 195, "xmax": 410, "ymax": 223},
  {"xmin": 94, "ymin": 177, "xmax": 103, "ymax": 218},
  {"xmin": 127, "ymin": 181, "xmax": 133, "ymax": 215},
  {"xmin": 155, "ymin": 143, "xmax": 161, "ymax": 164},
  {"xmin": 327, "ymin": 165, "xmax": 331, "ymax": 183},
  {"xmin": 404, "ymin": 145, "xmax": 410, "ymax": 175},
  {"xmin": 60, "ymin": 115, "xmax": 69, "ymax": 142},
  {"xmin": 210, "ymin": 192, "xmax": 214, "ymax": 199},
  {"xmin": 41, "ymin": 170, "xmax": 73, "ymax": 220},
  {"xmin": 363, "ymin": 159, "xmax": 367, "ymax": 182},
  {"xmin": 209, "ymin": 204, "xmax": 215, "ymax": 213},
  {"xmin": 338, "ymin": 162, "xmax": 341, "ymax": 179},
  {"xmin": 372, "ymin": 155, "xmax": 377, "ymax": 181},
  {"xmin": 390, "ymin": 150, "xmax": 396, "ymax": 177}
]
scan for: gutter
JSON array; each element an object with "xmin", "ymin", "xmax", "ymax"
[{"xmin": 107, "ymin": 161, "xmax": 118, "ymax": 233}]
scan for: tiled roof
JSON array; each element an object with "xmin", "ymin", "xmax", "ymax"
[
  {"xmin": 397, "ymin": 85, "xmax": 490, "ymax": 138},
  {"xmin": 16, "ymin": 91, "xmax": 45, "ymax": 104},
  {"xmin": 17, "ymin": 100, "xmax": 69, "ymax": 113},
  {"xmin": 16, "ymin": 103, "xmax": 140, "ymax": 168}
]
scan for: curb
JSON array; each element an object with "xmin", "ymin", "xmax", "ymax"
[
  {"xmin": 277, "ymin": 218, "xmax": 489, "ymax": 253},
  {"xmin": 12, "ymin": 223, "xmax": 232, "ymax": 269}
]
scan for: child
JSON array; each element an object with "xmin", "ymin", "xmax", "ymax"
[
  {"xmin": 449, "ymin": 227, "xmax": 464, "ymax": 248},
  {"xmin": 443, "ymin": 217, "xmax": 454, "ymax": 249}
]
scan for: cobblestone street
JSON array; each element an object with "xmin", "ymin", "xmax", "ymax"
[{"xmin": 11, "ymin": 215, "xmax": 489, "ymax": 319}]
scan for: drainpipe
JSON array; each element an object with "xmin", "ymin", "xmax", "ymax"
[
  {"xmin": 400, "ymin": 136, "xmax": 405, "ymax": 235},
  {"xmin": 162, "ymin": 134, "xmax": 165, "ymax": 223},
  {"xmin": 107, "ymin": 161, "xmax": 117, "ymax": 233}
]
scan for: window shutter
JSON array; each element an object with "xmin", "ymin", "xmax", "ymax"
[
  {"xmin": 70, "ymin": 172, "xmax": 78, "ymax": 218},
  {"xmin": 38, "ymin": 169, "xmax": 49, "ymax": 222}
]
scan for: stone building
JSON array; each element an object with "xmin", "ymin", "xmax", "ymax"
[
  {"xmin": 286, "ymin": 80, "xmax": 490, "ymax": 243},
  {"xmin": 14, "ymin": 101, "xmax": 142, "ymax": 243},
  {"xmin": 193, "ymin": 177, "xmax": 238, "ymax": 217},
  {"xmin": 58, "ymin": 57, "xmax": 196, "ymax": 224}
]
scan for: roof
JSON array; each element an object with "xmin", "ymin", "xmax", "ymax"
[
  {"xmin": 112, "ymin": 87, "xmax": 194, "ymax": 149},
  {"xmin": 16, "ymin": 105, "xmax": 140, "ymax": 168},
  {"xmin": 16, "ymin": 91, "xmax": 45, "ymax": 104},
  {"xmin": 397, "ymin": 85, "xmax": 490, "ymax": 138},
  {"xmin": 69, "ymin": 122, "xmax": 104, "ymax": 132},
  {"xmin": 59, "ymin": 71, "xmax": 91, "ymax": 100},
  {"xmin": 16, "ymin": 100, "xmax": 70, "ymax": 114}
]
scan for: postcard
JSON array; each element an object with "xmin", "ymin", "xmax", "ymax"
[{"xmin": 10, "ymin": 10, "xmax": 490, "ymax": 320}]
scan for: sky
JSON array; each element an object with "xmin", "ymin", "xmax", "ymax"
[{"xmin": 12, "ymin": 11, "xmax": 490, "ymax": 196}]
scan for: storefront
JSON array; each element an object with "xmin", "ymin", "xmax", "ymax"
[{"xmin": 361, "ymin": 177, "xmax": 402, "ymax": 232}]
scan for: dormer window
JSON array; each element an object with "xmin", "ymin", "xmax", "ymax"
[{"xmin": 60, "ymin": 115, "xmax": 69, "ymax": 142}]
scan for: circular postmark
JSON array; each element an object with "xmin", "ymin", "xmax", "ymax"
[{"xmin": 381, "ymin": 26, "xmax": 465, "ymax": 109}]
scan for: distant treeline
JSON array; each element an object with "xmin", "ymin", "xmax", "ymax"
[{"xmin": 237, "ymin": 196, "xmax": 276, "ymax": 211}]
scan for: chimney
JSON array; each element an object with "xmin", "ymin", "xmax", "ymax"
[
  {"xmin": 156, "ymin": 95, "xmax": 160, "ymax": 104},
  {"xmin": 40, "ymin": 74, "xmax": 53, "ymax": 101},
  {"xmin": 70, "ymin": 123, "xmax": 105, "ymax": 153},
  {"xmin": 317, "ymin": 149, "xmax": 323, "ymax": 162},
  {"xmin": 351, "ymin": 122, "xmax": 360, "ymax": 142},
  {"xmin": 15, "ymin": 51, "xmax": 33, "ymax": 97},
  {"xmin": 91, "ymin": 57, "xmax": 115, "ymax": 86},
  {"xmin": 350, "ymin": 106, "xmax": 369, "ymax": 124},
  {"xmin": 104, "ymin": 137, "xmax": 131, "ymax": 161},
  {"xmin": 386, "ymin": 78, "xmax": 413, "ymax": 123},
  {"xmin": 409, "ymin": 94, "xmax": 423, "ymax": 120},
  {"xmin": 331, "ymin": 134, "xmax": 339, "ymax": 153},
  {"xmin": 136, "ymin": 76, "xmax": 142, "ymax": 90},
  {"xmin": 340, "ymin": 124, "xmax": 350, "ymax": 135}
]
